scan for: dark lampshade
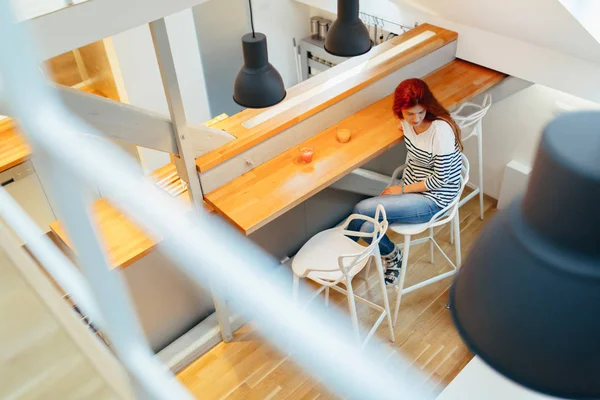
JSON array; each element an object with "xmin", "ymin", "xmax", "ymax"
[
  {"xmin": 450, "ymin": 111, "xmax": 600, "ymax": 399},
  {"xmin": 325, "ymin": 0, "xmax": 371, "ymax": 57},
  {"xmin": 233, "ymin": 33, "xmax": 286, "ymax": 109}
]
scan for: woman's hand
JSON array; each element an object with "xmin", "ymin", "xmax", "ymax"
[{"xmin": 381, "ymin": 185, "xmax": 403, "ymax": 196}]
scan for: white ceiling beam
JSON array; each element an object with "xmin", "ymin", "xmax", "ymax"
[
  {"xmin": 57, "ymin": 85, "xmax": 234, "ymax": 156},
  {"xmin": 58, "ymin": 85, "xmax": 178, "ymax": 152},
  {"xmin": 23, "ymin": 0, "xmax": 210, "ymax": 60},
  {"xmin": 187, "ymin": 125, "xmax": 236, "ymax": 159}
]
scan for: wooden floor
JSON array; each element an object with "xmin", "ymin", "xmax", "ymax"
[{"xmin": 178, "ymin": 193, "xmax": 497, "ymax": 399}]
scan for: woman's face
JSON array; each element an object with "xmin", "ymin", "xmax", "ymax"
[{"xmin": 401, "ymin": 105, "xmax": 427, "ymax": 127}]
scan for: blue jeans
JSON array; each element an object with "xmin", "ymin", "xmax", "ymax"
[{"xmin": 347, "ymin": 194, "xmax": 442, "ymax": 256}]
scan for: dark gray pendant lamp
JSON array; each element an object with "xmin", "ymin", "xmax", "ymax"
[
  {"xmin": 450, "ymin": 111, "xmax": 600, "ymax": 399},
  {"xmin": 233, "ymin": 0, "xmax": 286, "ymax": 109},
  {"xmin": 325, "ymin": 0, "xmax": 372, "ymax": 57}
]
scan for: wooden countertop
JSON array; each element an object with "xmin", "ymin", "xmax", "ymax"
[
  {"xmin": 195, "ymin": 23, "xmax": 458, "ymax": 173},
  {"xmin": 204, "ymin": 59, "xmax": 506, "ymax": 235},
  {"xmin": 49, "ymin": 163, "xmax": 210, "ymax": 270},
  {"xmin": 0, "ymin": 119, "xmax": 30, "ymax": 174}
]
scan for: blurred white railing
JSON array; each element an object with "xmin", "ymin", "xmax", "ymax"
[{"xmin": 0, "ymin": 3, "xmax": 430, "ymax": 399}]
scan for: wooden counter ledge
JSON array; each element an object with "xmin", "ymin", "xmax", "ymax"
[{"xmin": 204, "ymin": 60, "xmax": 506, "ymax": 235}]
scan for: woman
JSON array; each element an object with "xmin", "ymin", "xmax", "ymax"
[{"xmin": 348, "ymin": 78, "xmax": 463, "ymax": 285}]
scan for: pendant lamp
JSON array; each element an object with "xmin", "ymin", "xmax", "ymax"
[
  {"xmin": 325, "ymin": 0, "xmax": 371, "ymax": 57},
  {"xmin": 450, "ymin": 111, "xmax": 600, "ymax": 399},
  {"xmin": 233, "ymin": 0, "xmax": 286, "ymax": 109}
]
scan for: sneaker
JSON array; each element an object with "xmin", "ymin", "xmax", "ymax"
[{"xmin": 381, "ymin": 247, "xmax": 403, "ymax": 286}]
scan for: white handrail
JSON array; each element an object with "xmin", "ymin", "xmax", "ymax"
[
  {"xmin": 0, "ymin": 185, "xmax": 104, "ymax": 328},
  {"xmin": 0, "ymin": 5, "xmax": 430, "ymax": 400}
]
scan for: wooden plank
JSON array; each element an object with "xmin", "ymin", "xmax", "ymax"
[
  {"xmin": 45, "ymin": 39, "xmax": 126, "ymax": 101},
  {"xmin": 77, "ymin": 39, "xmax": 123, "ymax": 101},
  {"xmin": 204, "ymin": 60, "xmax": 506, "ymax": 235},
  {"xmin": 195, "ymin": 24, "xmax": 458, "ymax": 173},
  {"xmin": 46, "ymin": 51, "xmax": 82, "ymax": 87},
  {"xmin": 57, "ymin": 85, "xmax": 179, "ymax": 153},
  {"xmin": 0, "ymin": 119, "xmax": 30, "ymax": 174},
  {"xmin": 57, "ymin": 85, "xmax": 234, "ymax": 155},
  {"xmin": 150, "ymin": 18, "xmax": 203, "ymax": 205},
  {"xmin": 203, "ymin": 113, "xmax": 229, "ymax": 128},
  {"xmin": 0, "ymin": 84, "xmax": 126, "ymax": 174}
]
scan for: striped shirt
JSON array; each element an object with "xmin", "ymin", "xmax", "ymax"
[{"xmin": 401, "ymin": 119, "xmax": 462, "ymax": 208}]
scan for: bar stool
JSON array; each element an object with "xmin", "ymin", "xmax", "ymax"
[
  {"xmin": 291, "ymin": 205, "xmax": 395, "ymax": 346},
  {"xmin": 452, "ymin": 93, "xmax": 492, "ymax": 220},
  {"xmin": 387, "ymin": 154, "xmax": 470, "ymax": 326}
]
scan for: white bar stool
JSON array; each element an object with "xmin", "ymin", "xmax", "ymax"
[
  {"xmin": 291, "ymin": 205, "xmax": 395, "ymax": 346},
  {"xmin": 387, "ymin": 155, "xmax": 470, "ymax": 327},
  {"xmin": 452, "ymin": 94, "xmax": 492, "ymax": 220}
]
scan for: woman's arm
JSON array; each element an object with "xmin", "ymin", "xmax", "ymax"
[
  {"xmin": 423, "ymin": 125, "xmax": 457, "ymax": 191},
  {"xmin": 382, "ymin": 121, "xmax": 456, "ymax": 196},
  {"xmin": 381, "ymin": 122, "xmax": 413, "ymax": 195},
  {"xmin": 381, "ymin": 181, "xmax": 426, "ymax": 195}
]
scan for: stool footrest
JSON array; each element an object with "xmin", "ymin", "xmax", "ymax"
[
  {"xmin": 403, "ymin": 270, "xmax": 456, "ymax": 294},
  {"xmin": 459, "ymin": 187, "xmax": 480, "ymax": 207}
]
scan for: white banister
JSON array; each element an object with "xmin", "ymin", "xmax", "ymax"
[
  {"xmin": 0, "ymin": 4, "xmax": 430, "ymax": 399},
  {"xmin": 0, "ymin": 185, "xmax": 104, "ymax": 328}
]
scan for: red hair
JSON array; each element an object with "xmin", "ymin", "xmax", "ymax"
[{"xmin": 393, "ymin": 78, "xmax": 463, "ymax": 151}]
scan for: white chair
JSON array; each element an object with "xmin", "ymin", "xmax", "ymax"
[
  {"xmin": 387, "ymin": 154, "xmax": 470, "ymax": 326},
  {"xmin": 292, "ymin": 205, "xmax": 395, "ymax": 346},
  {"xmin": 451, "ymin": 93, "xmax": 492, "ymax": 221}
]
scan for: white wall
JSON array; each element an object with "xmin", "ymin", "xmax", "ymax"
[
  {"xmin": 192, "ymin": 0, "xmax": 247, "ymax": 117},
  {"xmin": 252, "ymin": 0, "xmax": 311, "ymax": 88},
  {"xmin": 469, "ymin": 84, "xmax": 600, "ymax": 199},
  {"xmin": 193, "ymin": 0, "xmax": 310, "ymax": 117},
  {"xmin": 112, "ymin": 9, "xmax": 211, "ymax": 174}
]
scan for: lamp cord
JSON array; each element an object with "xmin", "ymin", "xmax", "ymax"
[{"xmin": 248, "ymin": 0, "xmax": 255, "ymax": 38}]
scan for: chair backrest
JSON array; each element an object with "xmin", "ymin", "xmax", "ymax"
[
  {"xmin": 338, "ymin": 205, "xmax": 388, "ymax": 277},
  {"xmin": 427, "ymin": 153, "xmax": 471, "ymax": 228},
  {"xmin": 452, "ymin": 94, "xmax": 492, "ymax": 141}
]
